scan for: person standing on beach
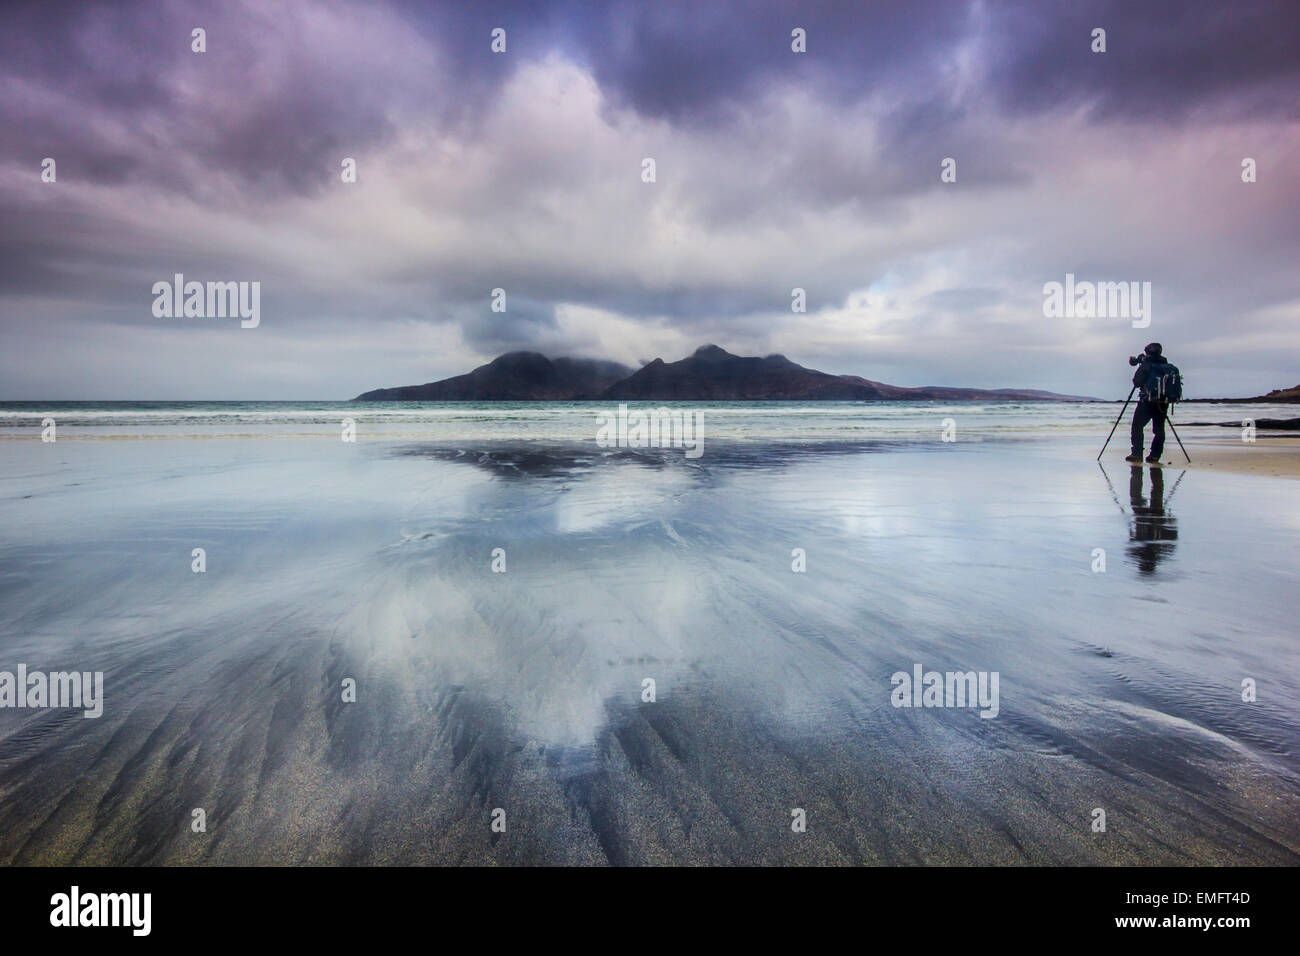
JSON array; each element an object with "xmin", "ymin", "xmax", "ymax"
[{"xmin": 1126, "ymin": 342, "xmax": 1170, "ymax": 463}]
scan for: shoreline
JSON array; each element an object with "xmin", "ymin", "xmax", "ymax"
[
  {"xmin": 7, "ymin": 427, "xmax": 1300, "ymax": 479},
  {"xmin": 1107, "ymin": 435, "xmax": 1300, "ymax": 479}
]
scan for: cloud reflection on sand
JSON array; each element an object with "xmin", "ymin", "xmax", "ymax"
[{"xmin": 0, "ymin": 435, "xmax": 1296, "ymax": 864}]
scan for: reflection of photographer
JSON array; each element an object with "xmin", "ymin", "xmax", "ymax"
[
  {"xmin": 1128, "ymin": 465, "xmax": 1177, "ymax": 575},
  {"xmin": 1126, "ymin": 343, "xmax": 1178, "ymax": 463}
]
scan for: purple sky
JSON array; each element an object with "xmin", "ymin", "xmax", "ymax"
[{"xmin": 2, "ymin": 0, "xmax": 1297, "ymax": 398}]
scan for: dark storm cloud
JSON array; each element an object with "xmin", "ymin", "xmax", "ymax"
[
  {"xmin": 3, "ymin": 0, "xmax": 1292, "ymax": 206},
  {"xmin": 483, "ymin": 0, "xmax": 1300, "ymax": 126},
  {"xmin": 0, "ymin": 0, "xmax": 425, "ymax": 201},
  {"xmin": 984, "ymin": 0, "xmax": 1300, "ymax": 121},
  {"xmin": 559, "ymin": 0, "xmax": 972, "ymax": 124},
  {"xmin": 0, "ymin": 1, "xmax": 176, "ymax": 112}
]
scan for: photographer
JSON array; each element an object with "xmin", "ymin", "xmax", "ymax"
[{"xmin": 1127, "ymin": 343, "xmax": 1169, "ymax": 463}]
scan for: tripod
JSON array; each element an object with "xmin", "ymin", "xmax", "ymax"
[
  {"xmin": 1098, "ymin": 387, "xmax": 1191, "ymax": 463},
  {"xmin": 1165, "ymin": 406, "xmax": 1191, "ymax": 463},
  {"xmin": 1097, "ymin": 386, "xmax": 1136, "ymax": 461}
]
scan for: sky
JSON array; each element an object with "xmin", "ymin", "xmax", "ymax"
[{"xmin": 1, "ymin": 0, "xmax": 1297, "ymax": 400}]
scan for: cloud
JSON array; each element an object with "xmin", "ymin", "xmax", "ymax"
[{"xmin": 0, "ymin": 0, "xmax": 1296, "ymax": 398}]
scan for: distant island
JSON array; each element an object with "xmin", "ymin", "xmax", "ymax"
[
  {"xmin": 1184, "ymin": 384, "xmax": 1300, "ymax": 403},
  {"xmin": 354, "ymin": 345, "xmax": 1098, "ymax": 402},
  {"xmin": 1181, "ymin": 382, "xmax": 1300, "ymax": 429}
]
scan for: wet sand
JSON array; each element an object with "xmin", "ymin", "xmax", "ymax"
[{"xmin": 1, "ymin": 435, "xmax": 1298, "ymax": 865}]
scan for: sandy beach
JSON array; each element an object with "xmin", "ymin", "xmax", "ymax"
[
  {"xmin": 1135, "ymin": 435, "xmax": 1300, "ymax": 480},
  {"xmin": 1, "ymin": 408, "xmax": 1297, "ymax": 865}
]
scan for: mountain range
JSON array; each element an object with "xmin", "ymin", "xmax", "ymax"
[{"xmin": 353, "ymin": 345, "xmax": 1098, "ymax": 402}]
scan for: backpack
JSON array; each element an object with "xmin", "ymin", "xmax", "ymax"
[{"xmin": 1142, "ymin": 362, "xmax": 1182, "ymax": 404}]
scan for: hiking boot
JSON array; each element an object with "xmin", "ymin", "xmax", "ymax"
[
  {"xmin": 1125, "ymin": 453, "xmax": 1143, "ymax": 463},
  {"xmin": 1145, "ymin": 455, "xmax": 1161, "ymax": 464}
]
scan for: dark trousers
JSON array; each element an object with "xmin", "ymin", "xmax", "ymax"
[{"xmin": 1131, "ymin": 399, "xmax": 1166, "ymax": 457}]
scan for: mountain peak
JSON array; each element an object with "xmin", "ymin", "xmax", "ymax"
[{"xmin": 693, "ymin": 344, "xmax": 731, "ymax": 358}]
